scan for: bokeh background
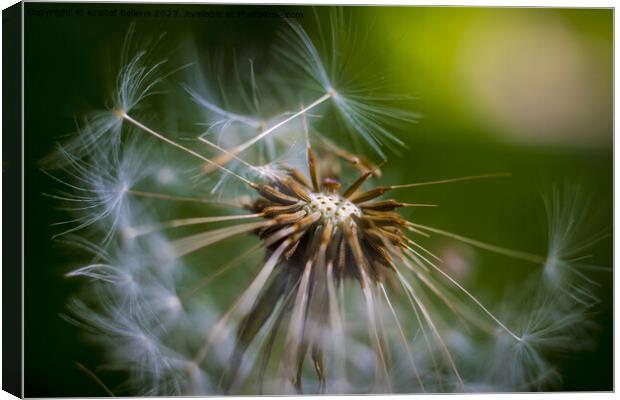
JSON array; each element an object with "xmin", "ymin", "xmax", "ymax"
[{"xmin": 24, "ymin": 4, "xmax": 612, "ymax": 396}]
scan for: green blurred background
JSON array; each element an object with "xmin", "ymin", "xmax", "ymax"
[{"xmin": 24, "ymin": 4, "xmax": 612, "ymax": 396}]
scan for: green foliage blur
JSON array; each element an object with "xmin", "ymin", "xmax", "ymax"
[{"xmin": 24, "ymin": 3, "xmax": 612, "ymax": 395}]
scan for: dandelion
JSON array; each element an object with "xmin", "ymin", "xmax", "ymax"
[{"xmin": 53, "ymin": 13, "xmax": 608, "ymax": 396}]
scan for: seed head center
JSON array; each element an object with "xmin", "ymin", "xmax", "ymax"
[{"xmin": 305, "ymin": 192, "xmax": 361, "ymax": 226}]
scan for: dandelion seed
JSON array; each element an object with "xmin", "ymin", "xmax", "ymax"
[
  {"xmin": 45, "ymin": 134, "xmax": 153, "ymax": 243},
  {"xmin": 542, "ymin": 182, "xmax": 610, "ymax": 305},
  {"xmin": 275, "ymin": 14, "xmax": 420, "ymax": 159}
]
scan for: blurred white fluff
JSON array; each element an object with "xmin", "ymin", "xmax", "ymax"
[
  {"xmin": 543, "ymin": 183, "xmax": 609, "ymax": 305},
  {"xmin": 65, "ymin": 228, "xmax": 216, "ymax": 395},
  {"xmin": 488, "ymin": 289, "xmax": 594, "ymax": 391},
  {"xmin": 46, "ymin": 133, "xmax": 153, "ymax": 244},
  {"xmin": 65, "ymin": 297, "xmax": 210, "ymax": 395}
]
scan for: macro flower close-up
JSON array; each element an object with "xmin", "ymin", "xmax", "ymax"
[{"xmin": 17, "ymin": 3, "xmax": 612, "ymax": 397}]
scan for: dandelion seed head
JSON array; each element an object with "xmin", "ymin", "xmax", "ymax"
[
  {"xmin": 304, "ymin": 192, "xmax": 361, "ymax": 226},
  {"xmin": 54, "ymin": 15, "xmax": 608, "ymax": 396}
]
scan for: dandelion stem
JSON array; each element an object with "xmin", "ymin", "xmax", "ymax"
[
  {"xmin": 301, "ymin": 102, "xmax": 311, "ymax": 150},
  {"xmin": 121, "ymin": 112, "xmax": 255, "ymax": 186},
  {"xmin": 405, "ymin": 245, "xmax": 523, "ymax": 342},
  {"xmin": 401, "ymin": 252, "xmax": 472, "ymax": 328},
  {"xmin": 171, "ymin": 220, "xmax": 271, "ymax": 258},
  {"xmin": 395, "ymin": 271, "xmax": 443, "ymax": 389},
  {"xmin": 233, "ymin": 92, "xmax": 332, "ymax": 155},
  {"xmin": 193, "ymin": 240, "xmax": 289, "ymax": 366},
  {"xmin": 379, "ymin": 284, "xmax": 425, "ymax": 392},
  {"xmin": 409, "ymin": 222, "xmax": 545, "ymax": 264},
  {"xmin": 127, "ymin": 189, "xmax": 243, "ymax": 207},
  {"xmin": 197, "ymin": 136, "xmax": 262, "ymax": 173},
  {"xmin": 75, "ymin": 361, "xmax": 115, "ymax": 397},
  {"xmin": 405, "ymin": 237, "xmax": 443, "ymax": 262},
  {"xmin": 325, "ymin": 261, "xmax": 347, "ymax": 391},
  {"xmin": 395, "ymin": 270, "xmax": 464, "ymax": 388},
  {"xmin": 180, "ymin": 243, "xmax": 263, "ymax": 301},
  {"xmin": 129, "ymin": 212, "xmax": 264, "ymax": 237},
  {"xmin": 283, "ymin": 259, "xmax": 313, "ymax": 388},
  {"xmin": 389, "ymin": 173, "xmax": 510, "ymax": 190},
  {"xmin": 346, "ymin": 226, "xmax": 391, "ymax": 388}
]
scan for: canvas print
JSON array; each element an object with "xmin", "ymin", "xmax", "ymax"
[{"xmin": 11, "ymin": 2, "xmax": 613, "ymax": 397}]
